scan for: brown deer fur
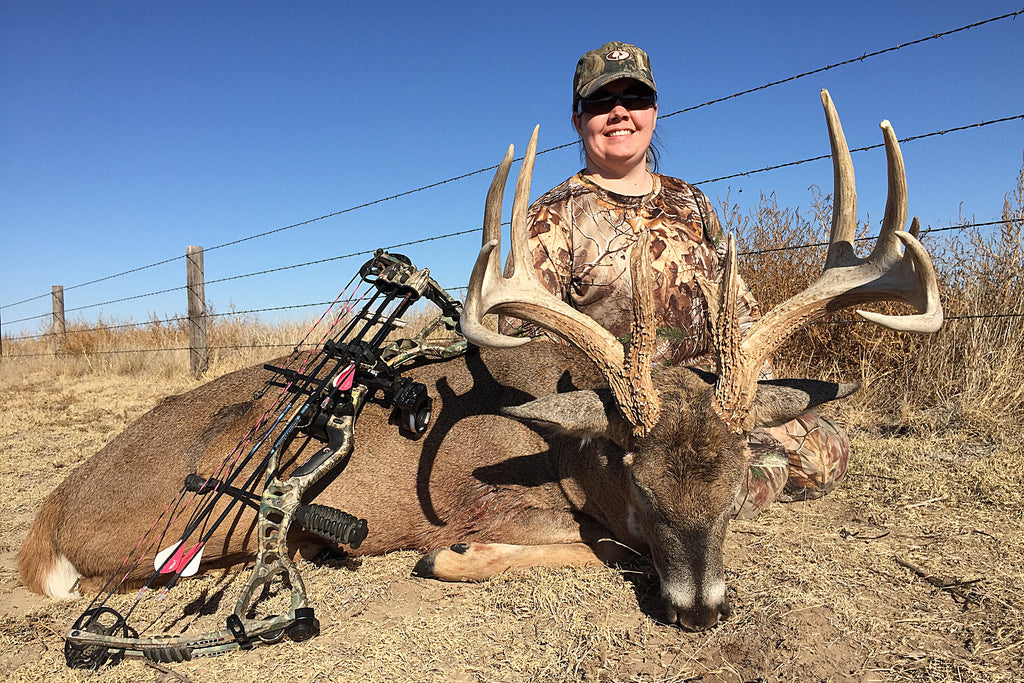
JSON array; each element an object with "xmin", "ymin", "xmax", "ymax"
[{"xmin": 17, "ymin": 341, "xmax": 844, "ymax": 629}]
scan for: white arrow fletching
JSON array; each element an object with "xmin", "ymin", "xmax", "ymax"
[{"xmin": 154, "ymin": 541, "xmax": 181, "ymax": 572}]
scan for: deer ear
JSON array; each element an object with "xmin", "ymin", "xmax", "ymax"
[
  {"xmin": 745, "ymin": 380, "xmax": 860, "ymax": 430},
  {"xmin": 502, "ymin": 389, "xmax": 625, "ymax": 440}
]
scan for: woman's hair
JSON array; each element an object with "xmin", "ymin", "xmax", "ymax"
[{"xmin": 647, "ymin": 131, "xmax": 662, "ymax": 173}]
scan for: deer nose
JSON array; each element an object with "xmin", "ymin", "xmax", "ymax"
[{"xmin": 670, "ymin": 595, "xmax": 731, "ymax": 631}]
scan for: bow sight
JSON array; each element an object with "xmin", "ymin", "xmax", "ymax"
[{"xmin": 65, "ymin": 251, "xmax": 467, "ymax": 668}]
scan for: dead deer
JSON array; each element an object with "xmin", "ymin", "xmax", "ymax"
[{"xmin": 18, "ymin": 90, "xmax": 940, "ymax": 631}]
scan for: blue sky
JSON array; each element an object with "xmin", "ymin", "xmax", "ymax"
[{"xmin": 2, "ymin": 1, "xmax": 1022, "ymax": 338}]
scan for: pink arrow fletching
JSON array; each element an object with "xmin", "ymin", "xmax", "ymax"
[
  {"xmin": 155, "ymin": 541, "xmax": 204, "ymax": 576},
  {"xmin": 333, "ymin": 364, "xmax": 356, "ymax": 391}
]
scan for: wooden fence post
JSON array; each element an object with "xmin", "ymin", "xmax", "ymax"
[
  {"xmin": 52, "ymin": 285, "xmax": 65, "ymax": 356},
  {"xmin": 186, "ymin": 246, "xmax": 208, "ymax": 377}
]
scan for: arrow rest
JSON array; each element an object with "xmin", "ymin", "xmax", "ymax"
[{"xmin": 65, "ymin": 250, "xmax": 467, "ymax": 668}]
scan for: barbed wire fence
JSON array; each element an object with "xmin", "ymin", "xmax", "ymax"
[{"xmin": 2, "ymin": 8, "xmax": 1022, "ymax": 363}]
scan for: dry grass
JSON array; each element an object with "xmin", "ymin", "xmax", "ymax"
[
  {"xmin": 1, "ymin": 370, "xmax": 1020, "ymax": 681},
  {"xmin": 2, "ymin": 302, "xmax": 460, "ymax": 384},
  {"xmin": 1, "ymin": 309, "xmax": 314, "ymax": 384},
  {"xmin": 723, "ymin": 158, "xmax": 1024, "ymax": 442},
  {"xmin": 1, "ymin": 163, "xmax": 1022, "ymax": 681}
]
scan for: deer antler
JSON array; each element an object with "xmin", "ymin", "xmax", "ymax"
[
  {"xmin": 699, "ymin": 90, "xmax": 943, "ymax": 432},
  {"xmin": 460, "ymin": 126, "xmax": 661, "ymax": 435}
]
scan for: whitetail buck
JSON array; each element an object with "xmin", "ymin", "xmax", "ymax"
[{"xmin": 19, "ymin": 91, "xmax": 940, "ymax": 631}]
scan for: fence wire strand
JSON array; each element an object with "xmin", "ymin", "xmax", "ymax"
[
  {"xmin": 4, "ymin": 310, "xmax": 1020, "ymax": 360},
  {"xmin": 1, "ymin": 211, "xmax": 1015, "ymax": 333},
  {"xmin": 659, "ymin": 9, "xmax": 1024, "ymax": 123},
  {"xmin": 3, "ymin": 8, "xmax": 1020, "ymax": 314},
  {"xmin": 3, "ymin": 287, "xmax": 469, "ymax": 342},
  {"xmin": 5, "ymin": 108, "xmax": 1019, "ymax": 326},
  {"xmin": 1, "ymin": 227, "xmax": 483, "ymax": 327},
  {"xmin": 700, "ymin": 114, "xmax": 1024, "ymax": 185}
]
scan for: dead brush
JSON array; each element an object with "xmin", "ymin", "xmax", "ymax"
[
  {"xmin": 722, "ymin": 187, "xmax": 913, "ymax": 383},
  {"xmin": 724, "ymin": 159, "xmax": 1024, "ymax": 439},
  {"xmin": 916, "ymin": 173, "xmax": 1024, "ymax": 436}
]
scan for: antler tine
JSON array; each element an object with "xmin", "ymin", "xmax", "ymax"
[
  {"xmin": 483, "ymin": 143, "xmax": 515, "ymax": 272},
  {"xmin": 701, "ymin": 234, "xmax": 748, "ymax": 428},
  {"xmin": 909, "ymin": 215, "xmax": 921, "ymax": 239},
  {"xmin": 853, "ymin": 119, "xmax": 941, "ymax": 332},
  {"xmin": 853, "ymin": 122, "xmax": 941, "ymax": 332},
  {"xmin": 625, "ymin": 223, "xmax": 661, "ymax": 431},
  {"xmin": 869, "ymin": 118, "xmax": 909, "ymax": 266},
  {"xmin": 460, "ymin": 142, "xmax": 526, "ymax": 348},
  {"xmin": 509, "ymin": 125, "xmax": 539, "ymax": 277},
  {"xmin": 460, "ymin": 126, "xmax": 626, "ymax": 364},
  {"xmin": 708, "ymin": 91, "xmax": 944, "ymax": 432},
  {"xmin": 822, "ymin": 89, "xmax": 858, "ymax": 270},
  {"xmin": 856, "ymin": 228, "xmax": 943, "ymax": 332}
]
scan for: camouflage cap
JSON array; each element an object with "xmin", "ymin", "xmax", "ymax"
[{"xmin": 573, "ymin": 41, "xmax": 657, "ymax": 102}]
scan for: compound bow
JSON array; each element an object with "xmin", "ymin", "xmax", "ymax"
[{"xmin": 65, "ymin": 250, "xmax": 467, "ymax": 668}]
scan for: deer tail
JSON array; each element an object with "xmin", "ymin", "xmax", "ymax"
[{"xmin": 17, "ymin": 500, "xmax": 82, "ymax": 599}]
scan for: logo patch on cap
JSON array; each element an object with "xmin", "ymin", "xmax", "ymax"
[{"xmin": 606, "ymin": 50, "xmax": 630, "ymax": 61}]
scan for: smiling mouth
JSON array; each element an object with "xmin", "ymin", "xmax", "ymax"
[{"xmin": 606, "ymin": 130, "xmax": 634, "ymax": 138}]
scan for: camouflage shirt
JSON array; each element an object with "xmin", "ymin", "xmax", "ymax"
[{"xmin": 500, "ymin": 171, "xmax": 761, "ymax": 367}]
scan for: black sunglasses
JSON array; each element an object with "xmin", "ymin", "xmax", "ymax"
[{"xmin": 576, "ymin": 86, "xmax": 657, "ymax": 116}]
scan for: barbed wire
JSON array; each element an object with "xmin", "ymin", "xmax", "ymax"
[
  {"xmin": 2, "ymin": 310, "xmax": 1020, "ymax": 360},
  {"xmin": 3, "ymin": 287, "xmax": 471, "ymax": 343},
  {"xmin": 2, "ymin": 284, "xmax": 189, "ymax": 327},
  {"xmin": 827, "ymin": 312, "xmax": 1024, "ymax": 325},
  {"xmin": 12, "ymin": 211, "xmax": 1012, "ymax": 336},
  {"xmin": 1, "ymin": 303, "xmax": 335, "ymax": 342},
  {"xmin": 2, "ymin": 207, "xmax": 1013, "ymax": 332},
  {"xmin": 202, "ymin": 230, "xmax": 479, "ymax": 286},
  {"xmin": 5, "ymin": 101, "xmax": 1020, "ymax": 331},
  {"xmin": 0, "ymin": 254, "xmax": 187, "ymax": 311},
  {"xmin": 1, "ymin": 225, "xmax": 480, "ymax": 327},
  {"xmin": 11, "ymin": 106, "xmax": 1022, "ymax": 330},
  {"xmin": 659, "ymin": 8, "xmax": 1024, "ymax": 123},
  {"xmin": 4, "ymin": 8, "xmax": 1019, "ymax": 313},
  {"xmin": 700, "ymin": 114, "xmax": 1024, "ymax": 185},
  {"xmin": 738, "ymin": 219, "xmax": 1009, "ymax": 256},
  {"xmin": 2, "ymin": 342, "xmax": 302, "ymax": 359}
]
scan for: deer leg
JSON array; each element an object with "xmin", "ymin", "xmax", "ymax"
[{"xmin": 412, "ymin": 542, "xmax": 603, "ymax": 581}]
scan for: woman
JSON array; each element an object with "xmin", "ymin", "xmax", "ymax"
[{"xmin": 500, "ymin": 41, "xmax": 849, "ymax": 519}]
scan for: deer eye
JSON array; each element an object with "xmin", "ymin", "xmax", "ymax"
[
  {"xmin": 627, "ymin": 472, "xmax": 654, "ymax": 502},
  {"xmin": 630, "ymin": 475, "xmax": 678, "ymax": 518}
]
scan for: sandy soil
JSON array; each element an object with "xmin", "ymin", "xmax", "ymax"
[{"xmin": 1, "ymin": 370, "xmax": 1021, "ymax": 682}]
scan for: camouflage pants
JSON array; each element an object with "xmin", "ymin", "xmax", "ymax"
[{"xmin": 730, "ymin": 411, "xmax": 851, "ymax": 520}]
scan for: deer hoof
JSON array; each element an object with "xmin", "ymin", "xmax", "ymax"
[
  {"xmin": 411, "ymin": 542, "xmax": 472, "ymax": 579},
  {"xmin": 412, "ymin": 549, "xmax": 441, "ymax": 578}
]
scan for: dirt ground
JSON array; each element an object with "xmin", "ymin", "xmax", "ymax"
[{"xmin": 1, "ymin": 369, "xmax": 1021, "ymax": 682}]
